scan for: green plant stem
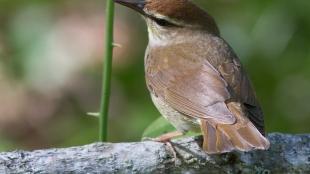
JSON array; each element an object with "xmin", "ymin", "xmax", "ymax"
[{"xmin": 99, "ymin": 0, "xmax": 115, "ymax": 142}]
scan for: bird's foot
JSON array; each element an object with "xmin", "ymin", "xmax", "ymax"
[{"xmin": 142, "ymin": 131, "xmax": 183, "ymax": 165}]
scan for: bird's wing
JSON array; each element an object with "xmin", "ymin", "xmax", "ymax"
[
  {"xmin": 238, "ymin": 68, "xmax": 266, "ymax": 134},
  {"xmin": 213, "ymin": 48, "xmax": 265, "ymax": 133},
  {"xmin": 146, "ymin": 56, "xmax": 236, "ymax": 124}
]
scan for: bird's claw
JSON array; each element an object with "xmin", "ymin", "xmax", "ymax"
[{"xmin": 142, "ymin": 137, "xmax": 180, "ymax": 166}]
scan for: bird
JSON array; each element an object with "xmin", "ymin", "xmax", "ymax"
[{"xmin": 115, "ymin": 0, "xmax": 270, "ymax": 154}]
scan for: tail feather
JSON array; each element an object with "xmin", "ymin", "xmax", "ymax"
[
  {"xmin": 201, "ymin": 120, "xmax": 270, "ymax": 154},
  {"xmin": 201, "ymin": 121, "xmax": 235, "ymax": 153},
  {"xmin": 215, "ymin": 125, "xmax": 234, "ymax": 152},
  {"xmin": 200, "ymin": 103, "xmax": 270, "ymax": 154}
]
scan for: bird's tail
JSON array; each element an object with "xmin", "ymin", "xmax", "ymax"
[{"xmin": 200, "ymin": 104, "xmax": 270, "ymax": 154}]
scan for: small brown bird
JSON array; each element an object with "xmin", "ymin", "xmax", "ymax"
[{"xmin": 115, "ymin": 0, "xmax": 270, "ymax": 153}]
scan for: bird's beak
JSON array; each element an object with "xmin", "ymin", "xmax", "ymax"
[{"xmin": 114, "ymin": 0, "xmax": 146, "ymax": 15}]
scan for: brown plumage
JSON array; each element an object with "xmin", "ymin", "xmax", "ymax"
[
  {"xmin": 144, "ymin": 0, "xmax": 219, "ymax": 34},
  {"xmin": 115, "ymin": 0, "xmax": 270, "ymax": 153}
]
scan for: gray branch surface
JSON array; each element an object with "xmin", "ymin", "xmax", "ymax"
[{"xmin": 0, "ymin": 133, "xmax": 309, "ymax": 174}]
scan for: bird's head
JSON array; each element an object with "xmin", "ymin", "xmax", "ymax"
[{"xmin": 115, "ymin": 0, "xmax": 219, "ymax": 45}]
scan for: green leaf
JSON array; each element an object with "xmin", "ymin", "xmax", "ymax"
[
  {"xmin": 142, "ymin": 117, "xmax": 175, "ymax": 139},
  {"xmin": 141, "ymin": 117, "xmax": 201, "ymax": 140}
]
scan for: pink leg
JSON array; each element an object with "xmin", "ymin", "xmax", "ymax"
[{"xmin": 153, "ymin": 131, "xmax": 184, "ymax": 142}]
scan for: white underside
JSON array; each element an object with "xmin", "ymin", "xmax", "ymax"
[{"xmin": 150, "ymin": 94, "xmax": 201, "ymax": 133}]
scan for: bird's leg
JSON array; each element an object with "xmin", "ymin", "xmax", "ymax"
[
  {"xmin": 153, "ymin": 131, "xmax": 184, "ymax": 142},
  {"xmin": 143, "ymin": 131, "xmax": 184, "ymax": 165},
  {"xmin": 142, "ymin": 131, "xmax": 184, "ymax": 142},
  {"xmin": 165, "ymin": 141, "xmax": 181, "ymax": 166}
]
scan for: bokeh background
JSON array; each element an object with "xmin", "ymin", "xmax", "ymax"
[{"xmin": 0, "ymin": 0, "xmax": 309, "ymax": 151}]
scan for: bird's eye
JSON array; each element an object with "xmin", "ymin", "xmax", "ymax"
[{"xmin": 154, "ymin": 18, "xmax": 174, "ymax": 27}]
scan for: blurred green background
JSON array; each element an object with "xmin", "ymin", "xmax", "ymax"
[{"xmin": 0, "ymin": 0, "xmax": 309, "ymax": 151}]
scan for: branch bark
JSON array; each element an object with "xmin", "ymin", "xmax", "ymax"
[{"xmin": 0, "ymin": 133, "xmax": 309, "ymax": 174}]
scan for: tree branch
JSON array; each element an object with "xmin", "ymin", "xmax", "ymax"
[{"xmin": 0, "ymin": 133, "xmax": 309, "ymax": 173}]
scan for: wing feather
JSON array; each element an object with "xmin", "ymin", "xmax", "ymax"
[{"xmin": 147, "ymin": 58, "xmax": 236, "ymax": 124}]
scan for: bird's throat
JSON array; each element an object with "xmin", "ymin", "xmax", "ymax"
[{"xmin": 147, "ymin": 27, "xmax": 185, "ymax": 47}]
